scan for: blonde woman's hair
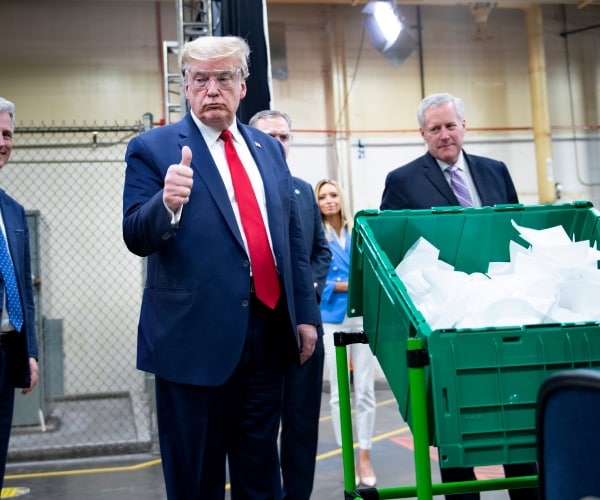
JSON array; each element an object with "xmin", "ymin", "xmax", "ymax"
[{"xmin": 314, "ymin": 179, "xmax": 353, "ymax": 232}]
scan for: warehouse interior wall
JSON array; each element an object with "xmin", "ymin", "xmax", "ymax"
[
  {"xmin": 1, "ymin": 2, "xmax": 598, "ymax": 207},
  {"xmin": 0, "ymin": 0, "xmax": 598, "ymax": 391}
]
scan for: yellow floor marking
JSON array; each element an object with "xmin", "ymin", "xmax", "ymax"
[
  {"xmin": 3, "ymin": 395, "xmax": 405, "ymax": 492},
  {"xmin": 1, "ymin": 486, "xmax": 30, "ymax": 498},
  {"xmin": 316, "ymin": 426, "xmax": 410, "ymax": 460},
  {"xmin": 4, "ymin": 458, "xmax": 162, "ymax": 480}
]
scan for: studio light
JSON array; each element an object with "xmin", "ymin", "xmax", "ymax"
[
  {"xmin": 363, "ymin": 1, "xmax": 418, "ymax": 66},
  {"xmin": 363, "ymin": 1, "xmax": 402, "ymax": 50}
]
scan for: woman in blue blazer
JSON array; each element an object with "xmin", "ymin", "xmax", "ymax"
[{"xmin": 316, "ymin": 179, "xmax": 377, "ymax": 488}]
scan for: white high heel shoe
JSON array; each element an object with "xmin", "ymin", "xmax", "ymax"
[{"xmin": 357, "ymin": 450, "xmax": 377, "ymax": 487}]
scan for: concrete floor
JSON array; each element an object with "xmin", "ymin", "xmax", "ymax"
[{"xmin": 2, "ymin": 385, "xmax": 525, "ymax": 499}]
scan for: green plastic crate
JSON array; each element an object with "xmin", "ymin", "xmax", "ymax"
[{"xmin": 348, "ymin": 201, "xmax": 600, "ymax": 468}]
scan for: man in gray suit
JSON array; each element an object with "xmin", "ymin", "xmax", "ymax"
[{"xmin": 250, "ymin": 110, "xmax": 331, "ymax": 500}]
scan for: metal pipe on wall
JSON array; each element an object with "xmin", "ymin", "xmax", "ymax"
[
  {"xmin": 525, "ymin": 4, "xmax": 556, "ymax": 204},
  {"xmin": 325, "ymin": 6, "xmax": 356, "ymax": 209}
]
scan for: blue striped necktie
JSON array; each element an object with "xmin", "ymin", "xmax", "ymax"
[
  {"xmin": 446, "ymin": 165, "xmax": 473, "ymax": 207},
  {"xmin": 0, "ymin": 229, "xmax": 24, "ymax": 332}
]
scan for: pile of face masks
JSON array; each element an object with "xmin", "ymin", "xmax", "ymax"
[{"xmin": 395, "ymin": 220, "xmax": 600, "ymax": 329}]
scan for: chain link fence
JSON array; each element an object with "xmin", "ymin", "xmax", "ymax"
[{"xmin": 5, "ymin": 117, "xmax": 158, "ymax": 461}]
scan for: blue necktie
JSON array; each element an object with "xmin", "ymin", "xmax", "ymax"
[{"xmin": 0, "ymin": 229, "xmax": 23, "ymax": 331}]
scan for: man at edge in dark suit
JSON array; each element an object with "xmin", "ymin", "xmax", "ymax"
[
  {"xmin": 250, "ymin": 109, "xmax": 331, "ymax": 500},
  {"xmin": 122, "ymin": 37, "xmax": 319, "ymax": 499},
  {"xmin": 380, "ymin": 93, "xmax": 537, "ymax": 500},
  {"xmin": 0, "ymin": 97, "xmax": 39, "ymax": 491}
]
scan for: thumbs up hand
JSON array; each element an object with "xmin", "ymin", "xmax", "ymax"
[
  {"xmin": 164, "ymin": 146, "xmax": 194, "ymax": 213},
  {"xmin": 179, "ymin": 145, "xmax": 192, "ymax": 168}
]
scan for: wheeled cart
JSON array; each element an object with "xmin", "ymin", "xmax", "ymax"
[{"xmin": 338, "ymin": 202, "xmax": 600, "ymax": 499}]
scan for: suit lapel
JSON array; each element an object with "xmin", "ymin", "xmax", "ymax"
[
  {"xmin": 423, "ymin": 152, "xmax": 457, "ymax": 205},
  {"xmin": 175, "ymin": 117, "xmax": 286, "ymax": 260},
  {"xmin": 177, "ymin": 115, "xmax": 245, "ymax": 250},
  {"xmin": 465, "ymin": 153, "xmax": 489, "ymax": 206},
  {"xmin": 328, "ymin": 232, "xmax": 350, "ymax": 268}
]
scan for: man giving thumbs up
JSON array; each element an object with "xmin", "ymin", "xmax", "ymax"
[{"xmin": 122, "ymin": 35, "xmax": 319, "ymax": 500}]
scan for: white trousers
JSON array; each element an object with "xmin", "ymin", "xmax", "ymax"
[{"xmin": 323, "ymin": 315, "xmax": 376, "ymax": 450}]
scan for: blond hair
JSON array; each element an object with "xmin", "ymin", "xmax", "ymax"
[
  {"xmin": 314, "ymin": 179, "xmax": 353, "ymax": 232},
  {"xmin": 179, "ymin": 36, "xmax": 250, "ymax": 79}
]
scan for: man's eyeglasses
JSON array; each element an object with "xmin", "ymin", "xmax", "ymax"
[{"xmin": 188, "ymin": 69, "xmax": 241, "ymax": 91}]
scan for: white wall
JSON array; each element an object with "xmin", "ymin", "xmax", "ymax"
[
  {"xmin": 266, "ymin": 3, "xmax": 600, "ymax": 211},
  {"xmin": 2, "ymin": 2, "xmax": 598, "ymax": 205}
]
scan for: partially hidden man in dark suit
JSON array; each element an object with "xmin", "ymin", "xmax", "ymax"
[
  {"xmin": 0, "ymin": 97, "xmax": 39, "ymax": 491},
  {"xmin": 250, "ymin": 110, "xmax": 331, "ymax": 500},
  {"xmin": 122, "ymin": 37, "xmax": 320, "ymax": 500},
  {"xmin": 380, "ymin": 93, "xmax": 537, "ymax": 500}
]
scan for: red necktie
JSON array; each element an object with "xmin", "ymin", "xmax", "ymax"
[{"xmin": 220, "ymin": 129, "xmax": 281, "ymax": 309}]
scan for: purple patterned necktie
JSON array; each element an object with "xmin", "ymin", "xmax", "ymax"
[{"xmin": 446, "ymin": 165, "xmax": 473, "ymax": 208}]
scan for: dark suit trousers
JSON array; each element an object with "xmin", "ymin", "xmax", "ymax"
[
  {"xmin": 0, "ymin": 346, "xmax": 16, "ymax": 491},
  {"xmin": 280, "ymin": 332, "xmax": 324, "ymax": 500},
  {"xmin": 441, "ymin": 463, "xmax": 539, "ymax": 499},
  {"xmin": 155, "ymin": 294, "xmax": 291, "ymax": 500}
]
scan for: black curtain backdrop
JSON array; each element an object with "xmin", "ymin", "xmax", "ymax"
[{"xmin": 217, "ymin": 0, "xmax": 271, "ymax": 124}]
